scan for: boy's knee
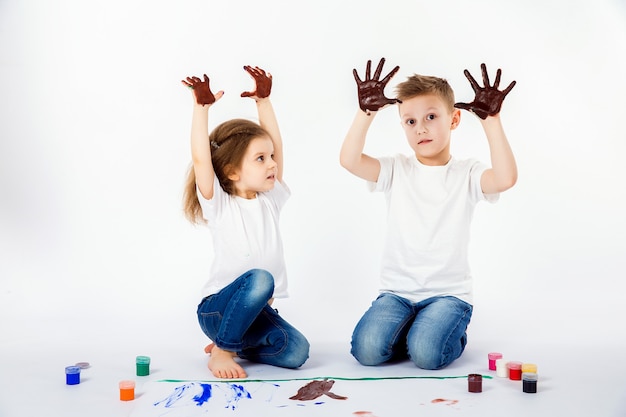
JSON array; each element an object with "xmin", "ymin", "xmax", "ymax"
[
  {"xmin": 410, "ymin": 352, "xmax": 445, "ymax": 370},
  {"xmin": 408, "ymin": 341, "xmax": 461, "ymax": 370},
  {"xmin": 351, "ymin": 337, "xmax": 388, "ymax": 366}
]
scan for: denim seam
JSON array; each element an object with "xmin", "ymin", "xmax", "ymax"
[
  {"xmin": 242, "ymin": 307, "xmax": 289, "ymax": 360},
  {"xmin": 438, "ymin": 301, "xmax": 472, "ymax": 368}
]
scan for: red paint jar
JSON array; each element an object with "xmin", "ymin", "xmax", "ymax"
[
  {"xmin": 488, "ymin": 352, "xmax": 502, "ymax": 371},
  {"xmin": 507, "ymin": 361, "xmax": 523, "ymax": 380}
]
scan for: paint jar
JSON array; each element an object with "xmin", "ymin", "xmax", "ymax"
[
  {"xmin": 495, "ymin": 359, "xmax": 508, "ymax": 378},
  {"xmin": 488, "ymin": 352, "xmax": 503, "ymax": 371},
  {"xmin": 136, "ymin": 355, "xmax": 151, "ymax": 376},
  {"xmin": 468, "ymin": 373, "xmax": 482, "ymax": 393},
  {"xmin": 65, "ymin": 366, "xmax": 81, "ymax": 385},
  {"xmin": 119, "ymin": 380, "xmax": 135, "ymax": 401},
  {"xmin": 507, "ymin": 361, "xmax": 523, "ymax": 380},
  {"xmin": 522, "ymin": 363, "xmax": 537, "ymax": 374},
  {"xmin": 522, "ymin": 372, "xmax": 538, "ymax": 393}
]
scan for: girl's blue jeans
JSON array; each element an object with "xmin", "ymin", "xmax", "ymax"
[
  {"xmin": 197, "ymin": 269, "xmax": 309, "ymax": 369},
  {"xmin": 351, "ymin": 293, "xmax": 472, "ymax": 370}
]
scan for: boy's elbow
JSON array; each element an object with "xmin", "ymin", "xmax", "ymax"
[{"xmin": 498, "ymin": 173, "xmax": 518, "ymax": 192}]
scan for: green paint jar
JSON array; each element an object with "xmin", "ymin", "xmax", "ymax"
[{"xmin": 136, "ymin": 355, "xmax": 150, "ymax": 376}]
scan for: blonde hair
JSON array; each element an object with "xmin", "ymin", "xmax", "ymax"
[
  {"xmin": 394, "ymin": 74, "xmax": 456, "ymax": 112},
  {"xmin": 183, "ymin": 118, "xmax": 270, "ymax": 224}
]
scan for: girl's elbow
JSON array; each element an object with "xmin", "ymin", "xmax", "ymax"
[{"xmin": 339, "ymin": 154, "xmax": 354, "ymax": 171}]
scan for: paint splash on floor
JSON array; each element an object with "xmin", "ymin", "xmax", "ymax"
[
  {"xmin": 153, "ymin": 382, "xmax": 255, "ymax": 411},
  {"xmin": 431, "ymin": 398, "xmax": 459, "ymax": 406},
  {"xmin": 289, "ymin": 379, "xmax": 348, "ymax": 401}
]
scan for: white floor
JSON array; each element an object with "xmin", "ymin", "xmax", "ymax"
[{"xmin": 1, "ymin": 312, "xmax": 624, "ymax": 417}]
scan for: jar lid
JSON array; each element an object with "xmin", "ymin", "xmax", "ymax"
[
  {"xmin": 488, "ymin": 352, "xmax": 503, "ymax": 360},
  {"xmin": 507, "ymin": 361, "xmax": 522, "ymax": 369},
  {"xmin": 65, "ymin": 366, "xmax": 81, "ymax": 374},
  {"xmin": 522, "ymin": 372, "xmax": 538, "ymax": 381},
  {"xmin": 119, "ymin": 380, "xmax": 136, "ymax": 389}
]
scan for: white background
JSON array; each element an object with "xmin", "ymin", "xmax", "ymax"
[{"xmin": 1, "ymin": 1, "xmax": 626, "ymax": 415}]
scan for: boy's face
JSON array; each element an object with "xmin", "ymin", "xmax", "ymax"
[{"xmin": 398, "ymin": 94, "xmax": 461, "ymax": 166}]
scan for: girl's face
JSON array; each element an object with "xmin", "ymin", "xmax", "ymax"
[
  {"xmin": 229, "ymin": 136, "xmax": 277, "ymax": 199},
  {"xmin": 398, "ymin": 94, "xmax": 461, "ymax": 166}
]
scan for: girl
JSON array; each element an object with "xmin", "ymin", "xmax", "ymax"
[{"xmin": 181, "ymin": 66, "xmax": 309, "ymax": 379}]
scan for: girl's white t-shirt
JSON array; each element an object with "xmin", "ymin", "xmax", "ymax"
[
  {"xmin": 197, "ymin": 177, "xmax": 290, "ymax": 299},
  {"xmin": 368, "ymin": 154, "xmax": 498, "ymax": 305}
]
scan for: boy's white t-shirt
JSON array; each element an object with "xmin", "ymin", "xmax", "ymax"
[
  {"xmin": 197, "ymin": 176, "xmax": 290, "ymax": 299},
  {"xmin": 368, "ymin": 154, "xmax": 498, "ymax": 305}
]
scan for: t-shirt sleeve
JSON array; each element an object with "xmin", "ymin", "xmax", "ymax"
[
  {"xmin": 269, "ymin": 179, "xmax": 291, "ymax": 209},
  {"xmin": 367, "ymin": 156, "xmax": 393, "ymax": 193},
  {"xmin": 470, "ymin": 162, "xmax": 500, "ymax": 204},
  {"xmin": 197, "ymin": 176, "xmax": 225, "ymax": 221}
]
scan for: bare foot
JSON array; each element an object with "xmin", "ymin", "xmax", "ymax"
[{"xmin": 206, "ymin": 345, "xmax": 247, "ymax": 379}]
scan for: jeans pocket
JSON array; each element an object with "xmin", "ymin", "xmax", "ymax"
[{"xmin": 198, "ymin": 311, "xmax": 222, "ymax": 340}]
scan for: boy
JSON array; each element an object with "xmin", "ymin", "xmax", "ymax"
[{"xmin": 339, "ymin": 58, "xmax": 517, "ymax": 370}]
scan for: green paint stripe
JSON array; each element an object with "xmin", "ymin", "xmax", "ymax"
[{"xmin": 159, "ymin": 374, "xmax": 493, "ymax": 384}]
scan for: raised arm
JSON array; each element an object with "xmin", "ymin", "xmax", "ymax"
[
  {"xmin": 241, "ymin": 66, "xmax": 284, "ymax": 182},
  {"xmin": 340, "ymin": 58, "xmax": 400, "ymax": 182},
  {"xmin": 479, "ymin": 115, "xmax": 517, "ymax": 194},
  {"xmin": 340, "ymin": 110, "xmax": 381, "ymax": 182},
  {"xmin": 181, "ymin": 74, "xmax": 224, "ymax": 200},
  {"xmin": 454, "ymin": 63, "xmax": 517, "ymax": 194}
]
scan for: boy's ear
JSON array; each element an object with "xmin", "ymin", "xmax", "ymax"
[{"xmin": 451, "ymin": 109, "xmax": 461, "ymax": 130}]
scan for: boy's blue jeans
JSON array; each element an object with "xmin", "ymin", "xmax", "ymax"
[
  {"xmin": 197, "ymin": 269, "xmax": 309, "ymax": 369},
  {"xmin": 351, "ymin": 293, "xmax": 472, "ymax": 370}
]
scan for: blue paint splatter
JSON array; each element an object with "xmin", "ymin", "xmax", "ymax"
[
  {"xmin": 193, "ymin": 383, "xmax": 212, "ymax": 406},
  {"xmin": 154, "ymin": 381, "xmax": 279, "ymax": 411},
  {"xmin": 153, "ymin": 383, "xmax": 192, "ymax": 407},
  {"xmin": 224, "ymin": 384, "xmax": 252, "ymax": 410},
  {"xmin": 153, "ymin": 382, "xmax": 213, "ymax": 408}
]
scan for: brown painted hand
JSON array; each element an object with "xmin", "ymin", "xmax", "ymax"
[
  {"xmin": 289, "ymin": 379, "xmax": 348, "ymax": 401},
  {"xmin": 241, "ymin": 65, "xmax": 272, "ymax": 99},
  {"xmin": 454, "ymin": 63, "xmax": 516, "ymax": 119},
  {"xmin": 353, "ymin": 58, "xmax": 401, "ymax": 114},
  {"xmin": 181, "ymin": 74, "xmax": 221, "ymax": 106}
]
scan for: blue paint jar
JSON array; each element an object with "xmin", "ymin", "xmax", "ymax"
[
  {"xmin": 65, "ymin": 366, "xmax": 81, "ymax": 385},
  {"xmin": 522, "ymin": 372, "xmax": 538, "ymax": 393}
]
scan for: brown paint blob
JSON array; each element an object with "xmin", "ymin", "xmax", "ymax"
[
  {"xmin": 241, "ymin": 66, "xmax": 272, "ymax": 99},
  {"xmin": 431, "ymin": 398, "xmax": 459, "ymax": 405},
  {"xmin": 454, "ymin": 63, "xmax": 516, "ymax": 119},
  {"xmin": 352, "ymin": 58, "xmax": 401, "ymax": 113},
  {"xmin": 181, "ymin": 74, "xmax": 218, "ymax": 106},
  {"xmin": 289, "ymin": 379, "xmax": 348, "ymax": 401}
]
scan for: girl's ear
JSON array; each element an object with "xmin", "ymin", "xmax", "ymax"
[
  {"xmin": 225, "ymin": 164, "xmax": 239, "ymax": 181},
  {"xmin": 450, "ymin": 109, "xmax": 461, "ymax": 130}
]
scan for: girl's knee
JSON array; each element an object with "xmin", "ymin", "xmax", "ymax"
[
  {"xmin": 246, "ymin": 269, "xmax": 274, "ymax": 297},
  {"xmin": 284, "ymin": 334, "xmax": 310, "ymax": 369}
]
